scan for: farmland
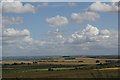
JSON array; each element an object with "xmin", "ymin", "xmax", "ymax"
[{"xmin": 2, "ymin": 56, "xmax": 120, "ymax": 78}]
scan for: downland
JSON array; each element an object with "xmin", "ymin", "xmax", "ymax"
[{"xmin": 2, "ymin": 56, "xmax": 120, "ymax": 78}]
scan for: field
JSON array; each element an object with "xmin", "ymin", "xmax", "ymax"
[
  {"xmin": 2, "ymin": 56, "xmax": 120, "ymax": 78},
  {"xmin": 3, "ymin": 69, "xmax": 119, "ymax": 78}
]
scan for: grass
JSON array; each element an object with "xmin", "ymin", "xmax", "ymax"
[
  {"xmin": 52, "ymin": 67, "xmax": 75, "ymax": 70},
  {"xmin": 2, "ymin": 67, "xmax": 79, "ymax": 72},
  {"xmin": 2, "ymin": 69, "xmax": 119, "ymax": 78},
  {"xmin": 3, "ymin": 68, "xmax": 48, "ymax": 73}
]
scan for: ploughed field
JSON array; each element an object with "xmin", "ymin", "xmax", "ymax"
[{"xmin": 2, "ymin": 57, "xmax": 120, "ymax": 78}]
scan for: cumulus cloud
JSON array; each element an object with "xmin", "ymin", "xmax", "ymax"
[
  {"xmin": 2, "ymin": 27, "xmax": 64, "ymax": 56},
  {"xmin": 65, "ymin": 24, "xmax": 117, "ymax": 55},
  {"xmin": 66, "ymin": 24, "xmax": 117, "ymax": 51},
  {"xmin": 100, "ymin": 29, "xmax": 110, "ymax": 35},
  {"xmin": 46, "ymin": 15, "xmax": 69, "ymax": 27},
  {"xmin": 2, "ymin": 24, "xmax": 118, "ymax": 56},
  {"xmin": 2, "ymin": 27, "xmax": 44, "ymax": 56},
  {"xmin": 82, "ymin": 24, "xmax": 99, "ymax": 36},
  {"xmin": 68, "ymin": 24, "xmax": 117, "ymax": 44},
  {"xmin": 56, "ymin": 34, "xmax": 64, "ymax": 39},
  {"xmin": 2, "ymin": 28, "xmax": 32, "ymax": 45},
  {"xmin": 88, "ymin": 2, "xmax": 119, "ymax": 13},
  {"xmin": 2, "ymin": 2, "xmax": 36, "ymax": 13},
  {"xmin": 71, "ymin": 12, "xmax": 100, "ymax": 24},
  {"xmin": 2, "ymin": 16, "xmax": 23, "ymax": 25},
  {"xmin": 2, "ymin": 28, "xmax": 31, "ymax": 56},
  {"xmin": 3, "ymin": 28, "xmax": 30, "ymax": 37}
]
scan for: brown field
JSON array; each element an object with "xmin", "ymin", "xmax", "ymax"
[
  {"xmin": 94, "ymin": 67, "xmax": 120, "ymax": 70},
  {"xmin": 95, "ymin": 59, "xmax": 120, "ymax": 61},
  {"xmin": 2, "ymin": 60, "xmax": 33, "ymax": 64},
  {"xmin": 3, "ymin": 57, "xmax": 120, "ymax": 64},
  {"xmin": 3, "ymin": 57, "xmax": 118, "ymax": 65},
  {"xmin": 76, "ymin": 57, "xmax": 94, "ymax": 60},
  {"xmin": 2, "ymin": 68, "xmax": 20, "ymax": 70},
  {"xmin": 37, "ymin": 62, "xmax": 101, "ymax": 65},
  {"xmin": 2, "ymin": 61, "xmax": 102, "ymax": 65}
]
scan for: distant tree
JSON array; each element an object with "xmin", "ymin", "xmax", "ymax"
[
  {"xmin": 116, "ymin": 60, "xmax": 120, "ymax": 63},
  {"xmin": 64, "ymin": 57, "xmax": 75, "ymax": 60},
  {"xmin": 96, "ymin": 60, "xmax": 100, "ymax": 63},
  {"xmin": 78, "ymin": 61, "xmax": 83, "ymax": 62},
  {"xmin": 75, "ymin": 67, "xmax": 78, "ymax": 70},
  {"xmin": 21, "ymin": 62, "xmax": 25, "ymax": 65},
  {"xmin": 33, "ymin": 61, "xmax": 37, "ymax": 64},
  {"xmin": 12, "ymin": 63, "xmax": 18, "ymax": 65},
  {"xmin": 48, "ymin": 68, "xmax": 53, "ymax": 71},
  {"xmin": 4, "ymin": 63, "xmax": 10, "ymax": 65},
  {"xmin": 62, "ymin": 56, "xmax": 70, "ymax": 57},
  {"xmin": 27, "ymin": 63, "xmax": 31, "ymax": 65},
  {"xmin": 105, "ymin": 60, "xmax": 115, "ymax": 63}
]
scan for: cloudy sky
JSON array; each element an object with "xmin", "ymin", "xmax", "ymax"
[{"xmin": 1, "ymin": 2, "xmax": 118, "ymax": 56}]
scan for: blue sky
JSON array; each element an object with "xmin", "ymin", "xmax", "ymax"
[{"xmin": 2, "ymin": 2, "xmax": 118, "ymax": 56}]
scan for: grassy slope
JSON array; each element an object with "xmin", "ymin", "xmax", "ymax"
[{"xmin": 3, "ymin": 69, "xmax": 119, "ymax": 78}]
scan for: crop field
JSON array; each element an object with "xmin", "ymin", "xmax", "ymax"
[{"xmin": 2, "ymin": 56, "xmax": 120, "ymax": 78}]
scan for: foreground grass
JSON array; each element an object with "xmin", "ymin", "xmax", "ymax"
[{"xmin": 3, "ymin": 69, "xmax": 119, "ymax": 78}]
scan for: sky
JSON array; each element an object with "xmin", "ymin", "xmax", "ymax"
[{"xmin": 1, "ymin": 2, "xmax": 119, "ymax": 56}]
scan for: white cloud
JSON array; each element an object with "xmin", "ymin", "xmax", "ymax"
[
  {"xmin": 88, "ymin": 2, "xmax": 119, "ymax": 13},
  {"xmin": 82, "ymin": 24, "xmax": 99, "ymax": 36},
  {"xmin": 2, "ymin": 24, "xmax": 118, "ymax": 56},
  {"xmin": 56, "ymin": 34, "xmax": 64, "ymax": 39},
  {"xmin": 2, "ymin": 16, "xmax": 23, "ymax": 25},
  {"xmin": 68, "ymin": 2, "xmax": 77, "ymax": 7},
  {"xmin": 2, "ymin": 2, "xmax": 36, "ymax": 13},
  {"xmin": 2, "ymin": 27, "xmax": 50, "ymax": 56},
  {"xmin": 71, "ymin": 12, "xmax": 100, "ymax": 24},
  {"xmin": 100, "ymin": 29, "xmax": 110, "ymax": 35},
  {"xmin": 64, "ymin": 24, "xmax": 117, "ymax": 55},
  {"xmin": 3, "ymin": 28, "xmax": 30, "ymax": 37},
  {"xmin": 46, "ymin": 15, "xmax": 69, "ymax": 27},
  {"xmin": 67, "ymin": 24, "xmax": 117, "ymax": 46},
  {"xmin": 2, "ymin": 28, "xmax": 32, "ymax": 45}
]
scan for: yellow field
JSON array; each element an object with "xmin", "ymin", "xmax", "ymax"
[
  {"xmin": 2, "ymin": 60, "xmax": 33, "ymax": 64},
  {"xmin": 95, "ymin": 59, "xmax": 120, "ymax": 61},
  {"xmin": 2, "ymin": 57, "xmax": 120, "ymax": 65},
  {"xmin": 37, "ymin": 62, "xmax": 101, "ymax": 65},
  {"xmin": 94, "ymin": 67, "xmax": 120, "ymax": 70}
]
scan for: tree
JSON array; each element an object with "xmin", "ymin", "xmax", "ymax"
[
  {"xmin": 96, "ymin": 60, "xmax": 100, "ymax": 63},
  {"xmin": 33, "ymin": 61, "xmax": 37, "ymax": 64},
  {"xmin": 12, "ymin": 63, "xmax": 18, "ymax": 65},
  {"xmin": 21, "ymin": 62, "xmax": 25, "ymax": 65},
  {"xmin": 48, "ymin": 68, "xmax": 53, "ymax": 71},
  {"xmin": 27, "ymin": 63, "xmax": 31, "ymax": 65}
]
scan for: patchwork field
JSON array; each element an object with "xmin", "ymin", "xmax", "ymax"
[{"xmin": 2, "ymin": 56, "xmax": 120, "ymax": 78}]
